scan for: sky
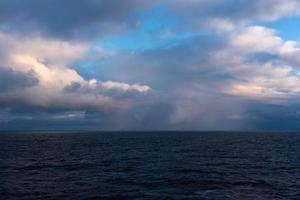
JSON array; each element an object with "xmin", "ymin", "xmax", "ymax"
[{"xmin": 1, "ymin": 0, "xmax": 300, "ymax": 131}]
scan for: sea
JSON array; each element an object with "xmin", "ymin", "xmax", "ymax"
[{"xmin": 1, "ymin": 131, "xmax": 300, "ymax": 200}]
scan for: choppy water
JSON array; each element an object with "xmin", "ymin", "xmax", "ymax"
[{"xmin": 1, "ymin": 132, "xmax": 300, "ymax": 200}]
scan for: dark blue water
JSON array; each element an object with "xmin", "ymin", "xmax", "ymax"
[{"xmin": 1, "ymin": 132, "xmax": 300, "ymax": 200}]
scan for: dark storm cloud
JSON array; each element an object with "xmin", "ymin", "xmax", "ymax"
[
  {"xmin": 0, "ymin": 68, "xmax": 38, "ymax": 92},
  {"xmin": 0, "ymin": 97, "xmax": 173, "ymax": 131},
  {"xmin": 246, "ymin": 102, "xmax": 300, "ymax": 131},
  {"xmin": 0, "ymin": 0, "xmax": 152, "ymax": 39}
]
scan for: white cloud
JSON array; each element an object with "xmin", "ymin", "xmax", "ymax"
[
  {"xmin": 220, "ymin": 26, "xmax": 300, "ymax": 100},
  {"xmin": 230, "ymin": 26, "xmax": 283, "ymax": 53},
  {"xmin": 228, "ymin": 64, "xmax": 300, "ymax": 99},
  {"xmin": 100, "ymin": 81, "xmax": 150, "ymax": 93},
  {"xmin": 0, "ymin": 33, "xmax": 151, "ymax": 110}
]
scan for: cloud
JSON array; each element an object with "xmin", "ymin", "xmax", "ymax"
[
  {"xmin": 1, "ymin": 0, "xmax": 300, "ymax": 130},
  {"xmin": 230, "ymin": 26, "xmax": 283, "ymax": 53},
  {"xmin": 227, "ymin": 64, "xmax": 300, "ymax": 99},
  {"xmin": 221, "ymin": 26, "xmax": 300, "ymax": 100},
  {"xmin": 0, "ymin": 0, "xmax": 298, "ymax": 40},
  {"xmin": 99, "ymin": 80, "xmax": 150, "ymax": 93},
  {"xmin": 82, "ymin": 23, "xmax": 300, "ymax": 129},
  {"xmin": 0, "ymin": 67, "xmax": 38, "ymax": 92},
  {"xmin": 0, "ymin": 32, "xmax": 151, "ymax": 110},
  {"xmin": 166, "ymin": 0, "xmax": 300, "ymax": 30},
  {"xmin": 0, "ymin": 0, "xmax": 155, "ymax": 40}
]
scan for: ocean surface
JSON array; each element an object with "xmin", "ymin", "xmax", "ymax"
[{"xmin": 1, "ymin": 132, "xmax": 300, "ymax": 200}]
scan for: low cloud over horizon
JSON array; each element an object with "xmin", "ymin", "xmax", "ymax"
[{"xmin": 1, "ymin": 0, "xmax": 300, "ymax": 131}]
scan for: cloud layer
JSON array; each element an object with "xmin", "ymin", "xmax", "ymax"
[{"xmin": 1, "ymin": 0, "xmax": 300, "ymax": 130}]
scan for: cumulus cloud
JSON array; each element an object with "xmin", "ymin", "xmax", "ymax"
[
  {"xmin": 0, "ymin": 32, "xmax": 151, "ymax": 110},
  {"xmin": 228, "ymin": 64, "xmax": 300, "ymax": 99},
  {"xmin": 220, "ymin": 26, "xmax": 300, "ymax": 100},
  {"xmin": 230, "ymin": 26, "xmax": 283, "ymax": 53}
]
